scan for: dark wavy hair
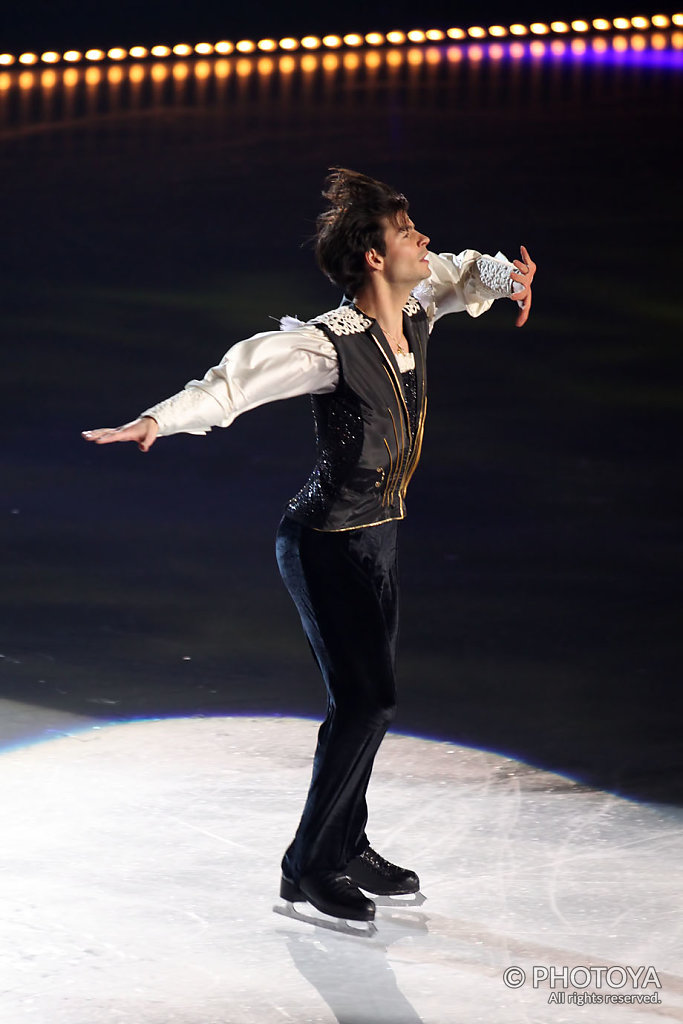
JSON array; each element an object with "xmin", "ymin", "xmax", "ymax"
[{"xmin": 315, "ymin": 168, "xmax": 409, "ymax": 298}]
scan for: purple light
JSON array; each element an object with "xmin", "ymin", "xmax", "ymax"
[{"xmin": 481, "ymin": 36, "xmax": 683, "ymax": 70}]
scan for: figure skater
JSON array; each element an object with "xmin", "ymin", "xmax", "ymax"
[{"xmin": 83, "ymin": 168, "xmax": 536, "ymax": 922}]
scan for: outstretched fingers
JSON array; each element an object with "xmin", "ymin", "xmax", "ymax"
[
  {"xmin": 82, "ymin": 417, "xmax": 158, "ymax": 451},
  {"xmin": 514, "ymin": 246, "xmax": 536, "ymax": 278},
  {"xmin": 82, "ymin": 428, "xmax": 121, "ymax": 443},
  {"xmin": 509, "ymin": 246, "xmax": 536, "ymax": 327}
]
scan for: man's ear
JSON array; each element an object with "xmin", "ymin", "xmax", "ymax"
[{"xmin": 365, "ymin": 248, "xmax": 383, "ymax": 271}]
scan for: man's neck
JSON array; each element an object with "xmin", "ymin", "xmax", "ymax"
[{"xmin": 354, "ymin": 281, "xmax": 412, "ymax": 338}]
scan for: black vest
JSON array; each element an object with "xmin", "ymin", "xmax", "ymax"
[{"xmin": 286, "ymin": 297, "xmax": 429, "ymax": 532}]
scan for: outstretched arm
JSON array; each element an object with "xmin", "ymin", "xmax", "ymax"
[
  {"xmin": 82, "ymin": 326, "xmax": 339, "ymax": 449},
  {"xmin": 420, "ymin": 245, "xmax": 536, "ymax": 328}
]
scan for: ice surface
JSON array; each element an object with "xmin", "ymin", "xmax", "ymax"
[{"xmin": 0, "ymin": 715, "xmax": 681, "ymax": 1023}]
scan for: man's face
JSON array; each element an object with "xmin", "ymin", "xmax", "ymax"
[{"xmin": 375, "ymin": 214, "xmax": 431, "ymax": 287}]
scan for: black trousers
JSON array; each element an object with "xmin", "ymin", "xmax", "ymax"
[{"xmin": 275, "ymin": 514, "xmax": 400, "ymax": 883}]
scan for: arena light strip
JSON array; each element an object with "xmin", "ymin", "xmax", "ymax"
[{"xmin": 0, "ymin": 13, "xmax": 681, "ymax": 67}]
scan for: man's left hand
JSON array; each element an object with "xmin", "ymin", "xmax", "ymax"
[{"xmin": 510, "ymin": 245, "xmax": 536, "ymax": 327}]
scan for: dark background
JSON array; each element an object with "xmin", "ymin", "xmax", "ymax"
[
  {"xmin": 1, "ymin": 0, "xmax": 674, "ymax": 51},
  {"xmin": 2, "ymin": 10, "xmax": 682, "ymax": 804}
]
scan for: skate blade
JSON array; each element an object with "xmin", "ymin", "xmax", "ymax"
[
  {"xmin": 273, "ymin": 901, "xmax": 378, "ymax": 938},
  {"xmin": 372, "ymin": 890, "xmax": 427, "ymax": 907}
]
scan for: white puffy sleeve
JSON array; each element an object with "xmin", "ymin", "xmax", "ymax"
[
  {"xmin": 141, "ymin": 325, "xmax": 339, "ymax": 437},
  {"xmin": 417, "ymin": 250, "xmax": 523, "ymax": 329}
]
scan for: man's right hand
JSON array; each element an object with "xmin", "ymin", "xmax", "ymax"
[{"xmin": 82, "ymin": 416, "xmax": 159, "ymax": 452}]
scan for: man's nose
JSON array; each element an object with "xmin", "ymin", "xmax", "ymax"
[{"xmin": 419, "ymin": 232, "xmax": 430, "ymax": 247}]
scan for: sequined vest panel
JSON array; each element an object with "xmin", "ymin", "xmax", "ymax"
[{"xmin": 285, "ymin": 298, "xmax": 429, "ymax": 532}]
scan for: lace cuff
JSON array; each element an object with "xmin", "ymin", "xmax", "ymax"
[
  {"xmin": 475, "ymin": 256, "xmax": 513, "ymax": 298},
  {"xmin": 141, "ymin": 385, "xmax": 226, "ymax": 437}
]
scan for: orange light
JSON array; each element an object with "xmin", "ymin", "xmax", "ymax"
[
  {"xmin": 365, "ymin": 51, "xmax": 381, "ymax": 67},
  {"xmin": 322, "ymin": 53, "xmax": 339, "ymax": 69},
  {"xmin": 468, "ymin": 44, "xmax": 484, "ymax": 60},
  {"xmin": 673, "ymin": 14, "xmax": 683, "ymax": 27},
  {"xmin": 425, "ymin": 46, "xmax": 440, "ymax": 63},
  {"xmin": 343, "ymin": 52, "xmax": 360, "ymax": 69},
  {"xmin": 673, "ymin": 29, "xmax": 683, "ymax": 44},
  {"xmin": 108, "ymin": 65, "xmax": 123, "ymax": 83},
  {"xmin": 592, "ymin": 37, "xmax": 608, "ymax": 51},
  {"xmin": 279, "ymin": 55, "xmax": 296, "ymax": 72},
  {"xmin": 151, "ymin": 64, "xmax": 167, "ymax": 82},
  {"xmin": 571, "ymin": 38, "xmax": 587, "ymax": 53},
  {"xmin": 447, "ymin": 45, "xmax": 462, "ymax": 62},
  {"xmin": 530, "ymin": 40, "xmax": 546, "ymax": 55},
  {"xmin": 64, "ymin": 68, "xmax": 78, "ymax": 85},
  {"xmin": 196, "ymin": 60, "xmax": 211, "ymax": 77},
  {"xmin": 19, "ymin": 71, "xmax": 34, "ymax": 88},
  {"xmin": 612, "ymin": 35, "xmax": 628, "ymax": 50},
  {"xmin": 9, "ymin": 11, "xmax": 669, "ymax": 94},
  {"xmin": 489, "ymin": 43, "xmax": 504, "ymax": 58},
  {"xmin": 651, "ymin": 32, "xmax": 667, "ymax": 47},
  {"xmin": 85, "ymin": 67, "xmax": 101, "ymax": 84},
  {"xmin": 551, "ymin": 39, "xmax": 566, "ymax": 54},
  {"xmin": 386, "ymin": 49, "xmax": 403, "ymax": 65},
  {"xmin": 41, "ymin": 69, "xmax": 57, "ymax": 86},
  {"xmin": 172, "ymin": 62, "xmax": 188, "ymax": 79},
  {"xmin": 407, "ymin": 47, "xmax": 423, "ymax": 64},
  {"xmin": 215, "ymin": 59, "xmax": 231, "ymax": 76},
  {"xmin": 0, "ymin": 71, "xmax": 10, "ymax": 87},
  {"xmin": 236, "ymin": 58, "xmax": 252, "ymax": 76},
  {"xmin": 510, "ymin": 42, "xmax": 525, "ymax": 57},
  {"xmin": 257, "ymin": 57, "xmax": 274, "ymax": 74},
  {"xmin": 301, "ymin": 54, "xmax": 317, "ymax": 71},
  {"xmin": 129, "ymin": 65, "xmax": 144, "ymax": 82}
]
